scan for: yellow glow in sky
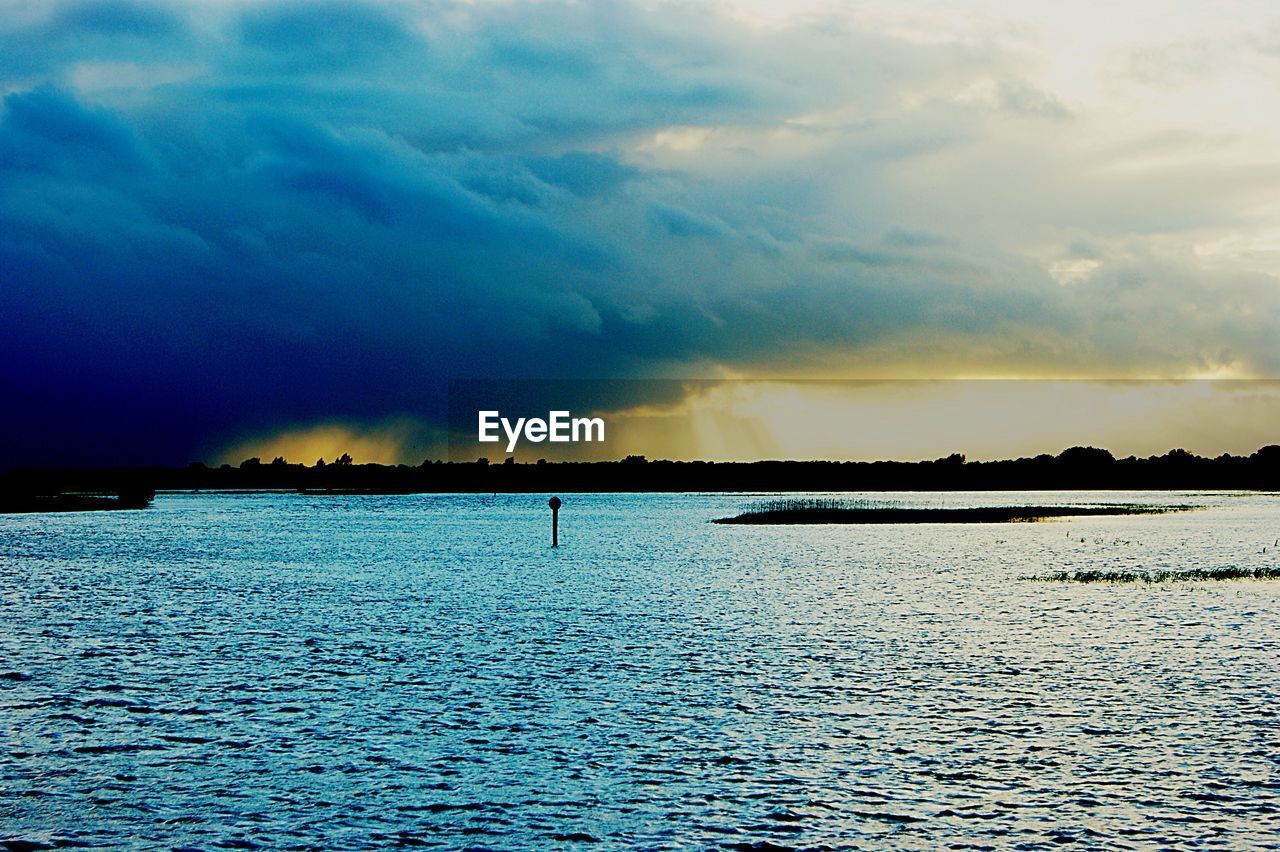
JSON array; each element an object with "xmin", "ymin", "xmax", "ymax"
[
  {"xmin": 221, "ymin": 381, "xmax": 1280, "ymax": 465},
  {"xmin": 600, "ymin": 380, "xmax": 1280, "ymax": 462}
]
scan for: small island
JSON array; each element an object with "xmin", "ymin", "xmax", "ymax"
[
  {"xmin": 714, "ymin": 499, "xmax": 1191, "ymax": 524},
  {"xmin": 0, "ymin": 488, "xmax": 155, "ymax": 514}
]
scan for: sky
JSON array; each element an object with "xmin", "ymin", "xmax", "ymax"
[{"xmin": 4, "ymin": 0, "xmax": 1280, "ymax": 465}]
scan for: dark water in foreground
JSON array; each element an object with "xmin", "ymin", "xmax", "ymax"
[{"xmin": 2, "ymin": 491, "xmax": 1280, "ymax": 849}]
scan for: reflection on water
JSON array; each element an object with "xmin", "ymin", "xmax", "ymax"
[{"xmin": 2, "ymin": 491, "xmax": 1279, "ymax": 848}]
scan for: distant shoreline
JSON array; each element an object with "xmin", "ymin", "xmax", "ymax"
[{"xmin": 1, "ymin": 446, "xmax": 1277, "ymax": 513}]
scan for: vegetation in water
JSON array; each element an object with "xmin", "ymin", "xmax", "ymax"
[
  {"xmin": 715, "ymin": 501, "xmax": 1194, "ymax": 525},
  {"xmin": 1031, "ymin": 566, "xmax": 1280, "ymax": 583}
]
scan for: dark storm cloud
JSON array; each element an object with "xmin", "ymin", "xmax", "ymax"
[{"xmin": 2, "ymin": 0, "xmax": 1278, "ymax": 465}]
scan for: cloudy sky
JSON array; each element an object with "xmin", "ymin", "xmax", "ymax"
[{"xmin": 4, "ymin": 0, "xmax": 1280, "ymax": 465}]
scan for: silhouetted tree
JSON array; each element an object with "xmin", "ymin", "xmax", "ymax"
[
  {"xmin": 334, "ymin": 453, "xmax": 353, "ymax": 466},
  {"xmin": 240, "ymin": 457, "xmax": 261, "ymax": 469},
  {"xmin": 1057, "ymin": 446, "xmax": 1115, "ymax": 465},
  {"xmin": 1252, "ymin": 445, "xmax": 1280, "ymax": 465}
]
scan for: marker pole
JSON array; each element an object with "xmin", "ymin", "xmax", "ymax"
[{"xmin": 548, "ymin": 496, "xmax": 561, "ymax": 547}]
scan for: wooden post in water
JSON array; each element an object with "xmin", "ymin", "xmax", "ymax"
[{"xmin": 548, "ymin": 496, "xmax": 561, "ymax": 547}]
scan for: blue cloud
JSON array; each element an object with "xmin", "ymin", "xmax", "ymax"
[
  {"xmin": 526, "ymin": 152, "xmax": 637, "ymax": 198},
  {"xmin": 51, "ymin": 1, "xmax": 183, "ymax": 38},
  {"xmin": 237, "ymin": 2, "xmax": 418, "ymax": 68},
  {"xmin": 0, "ymin": 86, "xmax": 149, "ymax": 173}
]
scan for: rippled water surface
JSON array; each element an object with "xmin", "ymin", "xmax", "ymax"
[{"xmin": 3, "ymin": 491, "xmax": 1280, "ymax": 849}]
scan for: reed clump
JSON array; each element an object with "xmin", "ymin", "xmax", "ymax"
[
  {"xmin": 748, "ymin": 498, "xmax": 900, "ymax": 513},
  {"xmin": 715, "ymin": 501, "xmax": 1192, "ymax": 525},
  {"xmin": 1032, "ymin": 566, "xmax": 1280, "ymax": 583}
]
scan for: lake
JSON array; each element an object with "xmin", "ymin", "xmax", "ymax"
[{"xmin": 3, "ymin": 491, "xmax": 1279, "ymax": 848}]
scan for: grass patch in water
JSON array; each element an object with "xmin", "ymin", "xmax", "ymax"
[
  {"xmin": 1031, "ymin": 566, "xmax": 1280, "ymax": 583},
  {"xmin": 714, "ymin": 499, "xmax": 1192, "ymax": 525}
]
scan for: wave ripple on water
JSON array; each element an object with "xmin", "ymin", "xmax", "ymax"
[{"xmin": 2, "ymin": 491, "xmax": 1279, "ymax": 848}]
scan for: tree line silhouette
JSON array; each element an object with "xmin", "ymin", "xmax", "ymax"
[{"xmin": 2, "ymin": 445, "xmax": 1278, "ymax": 508}]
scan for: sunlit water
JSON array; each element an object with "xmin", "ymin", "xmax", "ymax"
[{"xmin": 3, "ymin": 491, "xmax": 1280, "ymax": 849}]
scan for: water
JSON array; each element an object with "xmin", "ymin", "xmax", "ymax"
[{"xmin": 3, "ymin": 491, "xmax": 1279, "ymax": 849}]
